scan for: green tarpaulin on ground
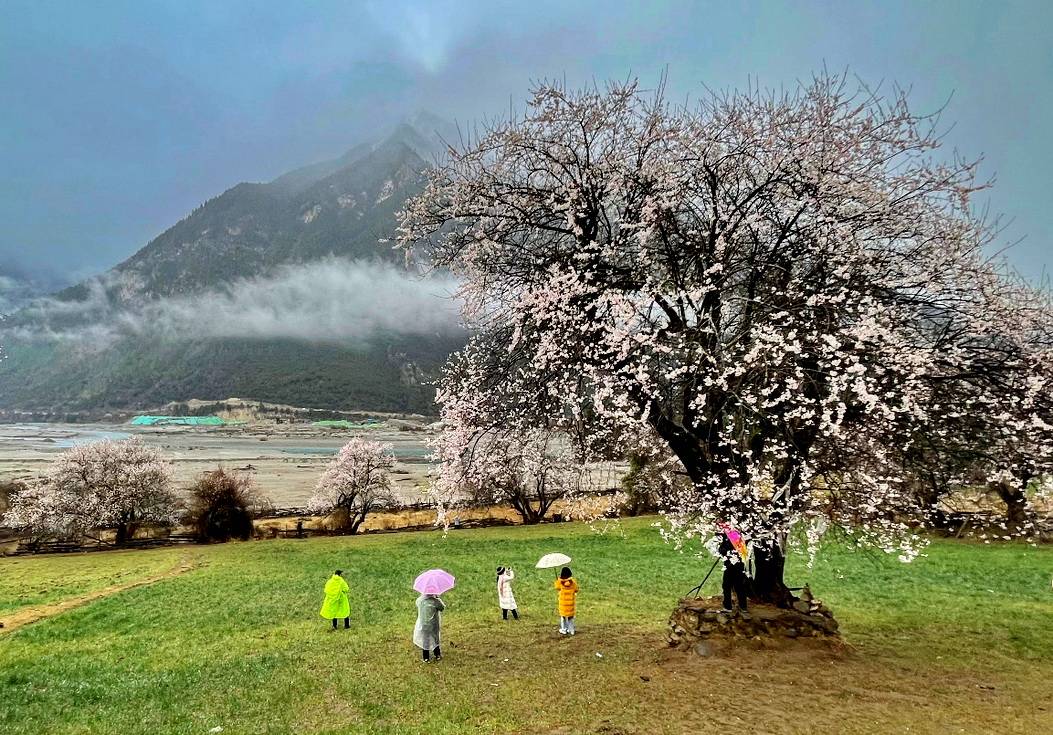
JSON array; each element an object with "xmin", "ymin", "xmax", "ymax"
[
  {"xmin": 312, "ymin": 419, "xmax": 382, "ymax": 429},
  {"xmin": 129, "ymin": 415, "xmax": 228, "ymax": 426}
]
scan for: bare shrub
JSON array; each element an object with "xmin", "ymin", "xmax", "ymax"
[{"xmin": 185, "ymin": 468, "xmax": 271, "ymax": 542}]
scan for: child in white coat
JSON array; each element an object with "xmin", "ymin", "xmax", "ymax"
[{"xmin": 496, "ymin": 566, "xmax": 519, "ymax": 620}]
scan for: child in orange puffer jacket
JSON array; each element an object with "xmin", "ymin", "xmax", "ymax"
[{"xmin": 554, "ymin": 566, "xmax": 579, "ymax": 635}]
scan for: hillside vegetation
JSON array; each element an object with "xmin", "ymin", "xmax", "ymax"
[{"xmin": 0, "ymin": 333, "xmax": 460, "ymax": 414}]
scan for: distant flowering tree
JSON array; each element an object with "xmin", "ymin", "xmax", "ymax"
[
  {"xmin": 308, "ymin": 438, "xmax": 396, "ymax": 533},
  {"xmin": 1, "ymin": 482, "xmax": 57, "ymax": 543},
  {"xmin": 399, "ymin": 74, "xmax": 1053, "ymax": 606},
  {"xmin": 4, "ymin": 439, "xmax": 176, "ymax": 544},
  {"xmin": 898, "ymin": 323, "xmax": 1053, "ymax": 531},
  {"xmin": 434, "ymin": 425, "xmax": 584, "ymax": 524}
]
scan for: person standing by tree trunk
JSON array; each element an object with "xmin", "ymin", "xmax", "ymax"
[{"xmin": 719, "ymin": 528, "xmax": 751, "ymax": 619}]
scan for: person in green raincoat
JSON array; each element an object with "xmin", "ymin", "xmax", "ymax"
[{"xmin": 320, "ymin": 570, "xmax": 350, "ymax": 629}]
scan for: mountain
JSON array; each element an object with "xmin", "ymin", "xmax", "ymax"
[
  {"xmin": 0, "ymin": 116, "xmax": 466, "ymax": 417},
  {"xmin": 67, "ymin": 118, "xmax": 453, "ymax": 303}
]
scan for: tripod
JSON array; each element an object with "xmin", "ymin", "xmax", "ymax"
[{"xmin": 687, "ymin": 558, "xmax": 721, "ymax": 598}]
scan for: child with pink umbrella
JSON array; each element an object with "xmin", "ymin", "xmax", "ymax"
[{"xmin": 412, "ymin": 569, "xmax": 455, "ymax": 663}]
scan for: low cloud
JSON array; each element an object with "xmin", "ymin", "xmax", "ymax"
[
  {"xmin": 0, "ymin": 273, "xmax": 54, "ymax": 315},
  {"xmin": 4, "ymin": 259, "xmax": 464, "ymax": 347}
]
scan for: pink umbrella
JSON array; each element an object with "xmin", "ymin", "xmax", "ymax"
[{"xmin": 413, "ymin": 568, "xmax": 456, "ymax": 595}]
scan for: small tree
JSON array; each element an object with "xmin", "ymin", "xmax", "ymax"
[
  {"xmin": 308, "ymin": 438, "xmax": 396, "ymax": 533},
  {"xmin": 2, "ymin": 481, "xmax": 60, "ymax": 544},
  {"xmin": 4, "ymin": 439, "xmax": 176, "ymax": 544},
  {"xmin": 435, "ymin": 427, "xmax": 580, "ymax": 524},
  {"xmin": 184, "ymin": 468, "xmax": 272, "ymax": 542}
]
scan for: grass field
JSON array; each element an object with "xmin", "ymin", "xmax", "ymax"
[{"xmin": 1, "ymin": 518, "xmax": 1051, "ymax": 735}]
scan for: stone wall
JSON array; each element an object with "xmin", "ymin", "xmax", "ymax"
[{"xmin": 668, "ymin": 588, "xmax": 840, "ymax": 655}]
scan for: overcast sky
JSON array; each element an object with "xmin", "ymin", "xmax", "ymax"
[{"xmin": 1, "ymin": 0, "xmax": 1050, "ymax": 286}]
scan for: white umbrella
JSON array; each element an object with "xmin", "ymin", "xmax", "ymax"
[{"xmin": 535, "ymin": 552, "xmax": 572, "ymax": 569}]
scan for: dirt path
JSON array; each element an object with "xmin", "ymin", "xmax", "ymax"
[{"xmin": 0, "ymin": 554, "xmax": 200, "ymax": 634}]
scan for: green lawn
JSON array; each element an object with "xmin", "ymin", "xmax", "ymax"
[
  {"xmin": 0, "ymin": 518, "xmax": 1050, "ymax": 735},
  {"xmin": 0, "ymin": 550, "xmax": 183, "ymax": 615}
]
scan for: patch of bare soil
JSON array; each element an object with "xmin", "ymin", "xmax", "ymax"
[
  {"xmin": 638, "ymin": 639, "xmax": 1048, "ymax": 735},
  {"xmin": 0, "ymin": 554, "xmax": 200, "ymax": 634}
]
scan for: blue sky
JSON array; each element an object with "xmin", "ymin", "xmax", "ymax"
[{"xmin": 1, "ymin": 0, "xmax": 1050, "ymax": 285}]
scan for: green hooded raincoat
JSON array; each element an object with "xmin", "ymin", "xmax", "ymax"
[{"xmin": 320, "ymin": 574, "xmax": 350, "ymax": 619}]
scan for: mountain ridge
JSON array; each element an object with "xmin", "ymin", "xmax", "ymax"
[{"xmin": 0, "ymin": 114, "xmax": 465, "ymax": 416}]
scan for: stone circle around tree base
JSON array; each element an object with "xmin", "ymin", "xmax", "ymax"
[{"xmin": 668, "ymin": 587, "xmax": 841, "ymax": 656}]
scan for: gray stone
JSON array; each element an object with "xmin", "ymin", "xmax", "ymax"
[
  {"xmin": 692, "ymin": 641, "xmax": 714, "ymax": 657},
  {"xmin": 669, "ymin": 598, "xmax": 841, "ymax": 647}
]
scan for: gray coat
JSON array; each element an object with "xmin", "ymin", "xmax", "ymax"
[{"xmin": 413, "ymin": 594, "xmax": 446, "ymax": 650}]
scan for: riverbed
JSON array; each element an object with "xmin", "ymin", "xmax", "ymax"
[{"xmin": 0, "ymin": 422, "xmax": 435, "ymax": 507}]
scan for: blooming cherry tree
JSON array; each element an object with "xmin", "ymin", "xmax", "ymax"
[
  {"xmin": 400, "ymin": 75, "xmax": 1053, "ymax": 606},
  {"xmin": 435, "ymin": 425, "xmax": 587, "ymax": 524},
  {"xmin": 897, "ymin": 301, "xmax": 1053, "ymax": 531},
  {"xmin": 308, "ymin": 438, "xmax": 397, "ymax": 533},
  {"xmin": 4, "ymin": 439, "xmax": 176, "ymax": 544}
]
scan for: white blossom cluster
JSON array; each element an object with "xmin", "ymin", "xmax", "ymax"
[
  {"xmin": 431, "ymin": 423, "xmax": 615, "ymax": 524},
  {"xmin": 307, "ymin": 438, "xmax": 397, "ymax": 532},
  {"xmin": 398, "ymin": 75, "xmax": 1053, "ymax": 590},
  {"xmin": 3, "ymin": 439, "xmax": 176, "ymax": 542}
]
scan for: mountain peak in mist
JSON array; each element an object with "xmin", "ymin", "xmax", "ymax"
[
  {"xmin": 269, "ymin": 112, "xmax": 456, "ymax": 196},
  {"xmin": 0, "ymin": 111, "xmax": 467, "ymax": 414},
  {"xmin": 396, "ymin": 110, "xmax": 460, "ymax": 158}
]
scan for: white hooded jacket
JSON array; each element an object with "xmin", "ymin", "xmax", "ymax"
[{"xmin": 497, "ymin": 569, "xmax": 517, "ymax": 610}]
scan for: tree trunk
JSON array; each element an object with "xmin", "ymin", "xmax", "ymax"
[
  {"xmin": 509, "ymin": 488, "xmax": 547, "ymax": 524},
  {"xmin": 993, "ymin": 480, "xmax": 1031, "ymax": 527},
  {"xmin": 115, "ymin": 524, "xmax": 129, "ymax": 546},
  {"xmin": 654, "ymin": 429, "xmax": 801, "ymax": 608},
  {"xmin": 750, "ymin": 541, "xmax": 796, "ymax": 608},
  {"xmin": 518, "ymin": 503, "xmax": 543, "ymax": 524}
]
